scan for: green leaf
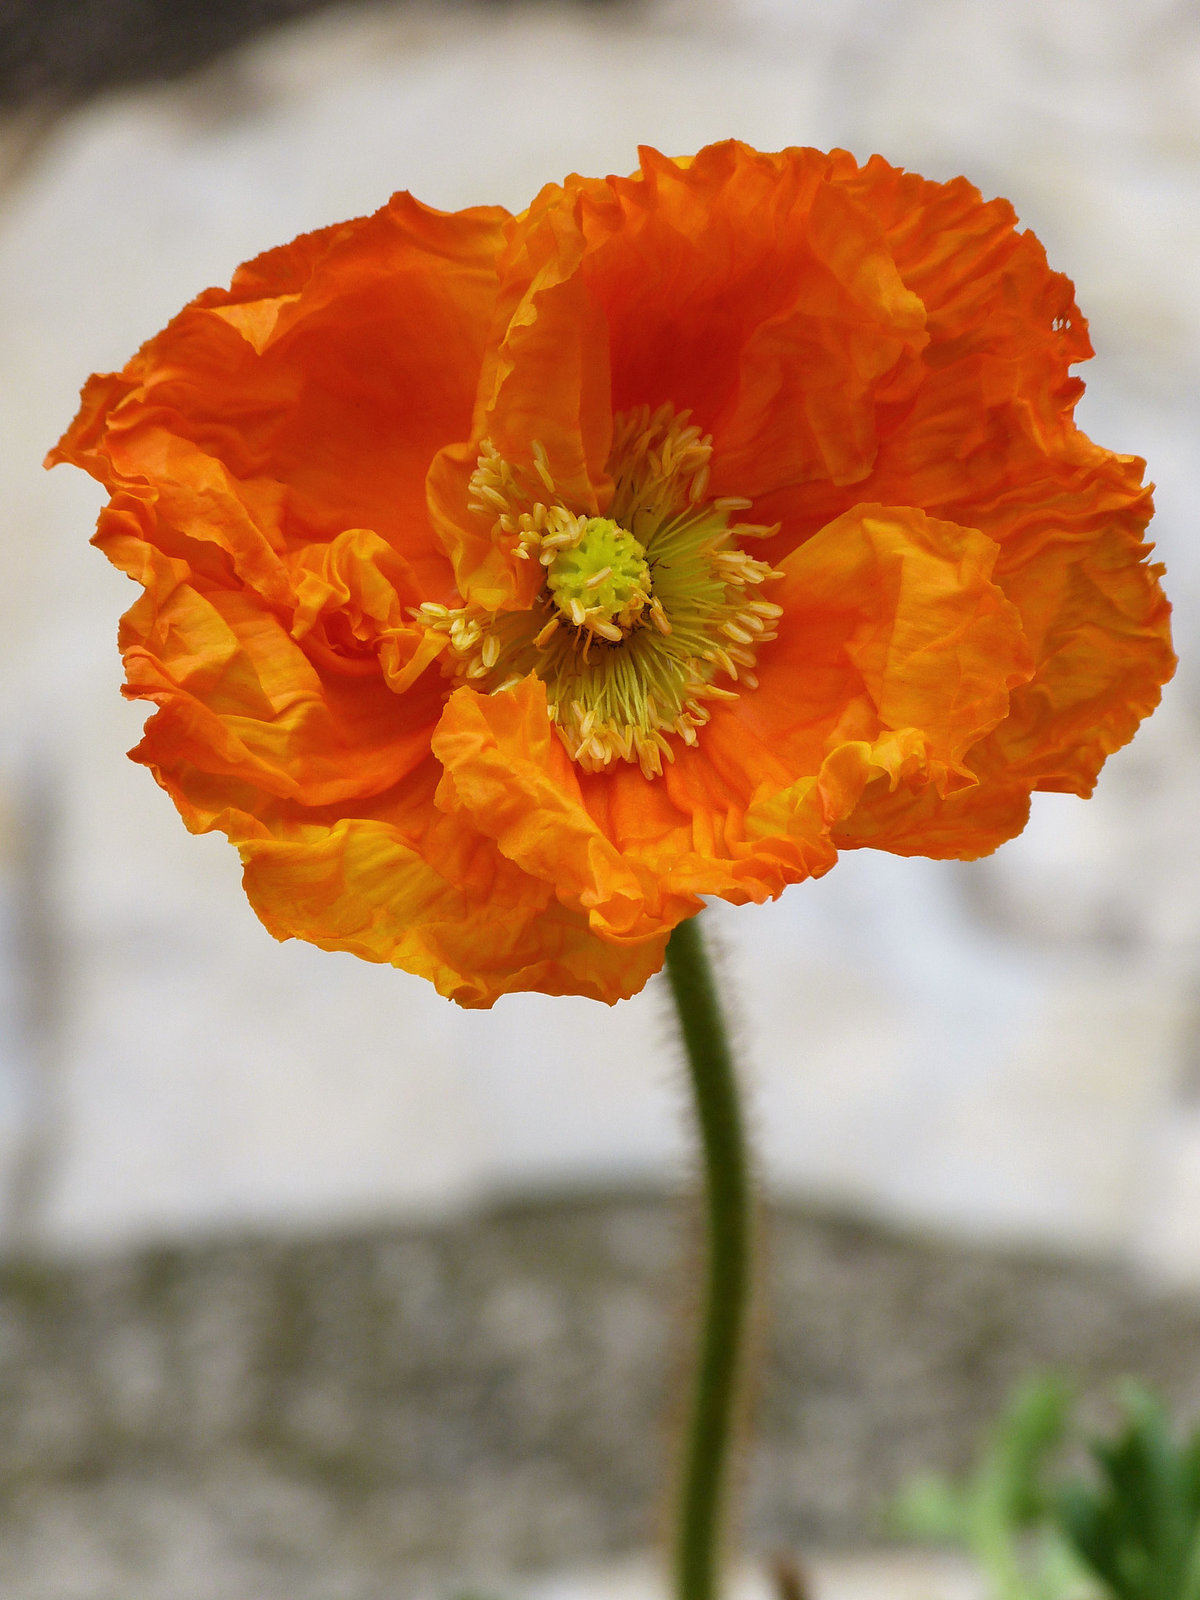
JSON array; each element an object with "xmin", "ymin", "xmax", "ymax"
[
  {"xmin": 890, "ymin": 1373, "xmax": 1087, "ymax": 1600},
  {"xmin": 1053, "ymin": 1385, "xmax": 1200, "ymax": 1600}
]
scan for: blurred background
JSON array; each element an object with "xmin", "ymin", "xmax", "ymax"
[{"xmin": 1, "ymin": 0, "xmax": 1199, "ymax": 1595}]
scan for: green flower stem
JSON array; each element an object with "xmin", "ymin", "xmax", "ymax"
[{"xmin": 664, "ymin": 914, "xmax": 753, "ymax": 1600}]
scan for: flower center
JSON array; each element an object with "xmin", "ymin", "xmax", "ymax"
[
  {"xmin": 546, "ymin": 517, "xmax": 652, "ymax": 642},
  {"xmin": 418, "ymin": 406, "xmax": 783, "ymax": 778}
]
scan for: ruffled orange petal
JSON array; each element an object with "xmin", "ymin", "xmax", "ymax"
[
  {"xmin": 646, "ymin": 502, "xmax": 1033, "ymax": 893},
  {"xmin": 425, "ymin": 188, "xmax": 614, "ymax": 612},
  {"xmin": 848, "ymin": 161, "xmax": 1175, "ymax": 797},
  {"xmin": 50, "ymin": 192, "xmax": 508, "ymax": 586},
  {"xmin": 431, "ymin": 678, "xmax": 701, "ymax": 941},
  {"xmin": 746, "ymin": 153, "xmax": 1174, "ymax": 807},
  {"xmin": 287, "ymin": 527, "xmax": 448, "ymax": 693},
  {"xmin": 830, "ymin": 760, "xmax": 1034, "ymax": 862},
  {"xmin": 521, "ymin": 143, "xmax": 928, "ymax": 495},
  {"xmin": 574, "ymin": 142, "xmax": 928, "ymax": 495},
  {"xmin": 764, "ymin": 503, "xmax": 1033, "ymax": 784},
  {"xmin": 235, "ymin": 811, "xmax": 663, "ymax": 1007},
  {"xmin": 111, "ymin": 534, "xmax": 443, "ymax": 809},
  {"xmin": 986, "ymin": 496, "xmax": 1172, "ymax": 795}
]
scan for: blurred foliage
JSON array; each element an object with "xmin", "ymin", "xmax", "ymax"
[
  {"xmin": 894, "ymin": 1377, "xmax": 1200, "ymax": 1600},
  {"xmin": 1057, "ymin": 1385, "xmax": 1200, "ymax": 1600},
  {"xmin": 892, "ymin": 1373, "xmax": 1096, "ymax": 1600}
]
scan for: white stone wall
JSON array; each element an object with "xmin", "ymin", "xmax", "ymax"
[{"xmin": 2, "ymin": 0, "xmax": 1198, "ymax": 1274}]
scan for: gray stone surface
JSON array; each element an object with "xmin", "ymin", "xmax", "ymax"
[{"xmin": 1, "ymin": 1193, "xmax": 1199, "ymax": 1597}]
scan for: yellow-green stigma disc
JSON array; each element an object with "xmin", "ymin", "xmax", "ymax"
[{"xmin": 547, "ymin": 517, "xmax": 652, "ymax": 639}]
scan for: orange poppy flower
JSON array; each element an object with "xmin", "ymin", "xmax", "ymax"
[{"xmin": 50, "ymin": 142, "xmax": 1174, "ymax": 1007}]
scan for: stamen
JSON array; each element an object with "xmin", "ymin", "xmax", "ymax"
[
  {"xmin": 531, "ymin": 440, "xmax": 556, "ymax": 494},
  {"xmin": 430, "ymin": 406, "xmax": 784, "ymax": 777}
]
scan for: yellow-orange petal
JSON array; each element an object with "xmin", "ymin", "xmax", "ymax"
[
  {"xmin": 431, "ymin": 678, "xmax": 701, "ymax": 941},
  {"xmin": 234, "ymin": 812, "xmax": 665, "ymax": 1007},
  {"xmin": 287, "ymin": 527, "xmax": 449, "ymax": 693},
  {"xmin": 112, "ymin": 535, "xmax": 442, "ymax": 809},
  {"xmin": 631, "ymin": 503, "xmax": 1033, "ymax": 886},
  {"xmin": 771, "ymin": 503, "xmax": 1034, "ymax": 780}
]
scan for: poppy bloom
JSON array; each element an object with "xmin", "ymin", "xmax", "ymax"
[{"xmin": 51, "ymin": 142, "xmax": 1173, "ymax": 1007}]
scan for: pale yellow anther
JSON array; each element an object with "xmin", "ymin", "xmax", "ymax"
[
  {"xmin": 639, "ymin": 745, "xmax": 663, "ymax": 779},
  {"xmin": 531, "ymin": 441, "xmax": 556, "ymax": 494}
]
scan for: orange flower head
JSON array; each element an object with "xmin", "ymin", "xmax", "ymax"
[{"xmin": 50, "ymin": 142, "xmax": 1175, "ymax": 1007}]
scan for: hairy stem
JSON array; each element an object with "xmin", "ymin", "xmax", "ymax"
[{"xmin": 664, "ymin": 914, "xmax": 753, "ymax": 1600}]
